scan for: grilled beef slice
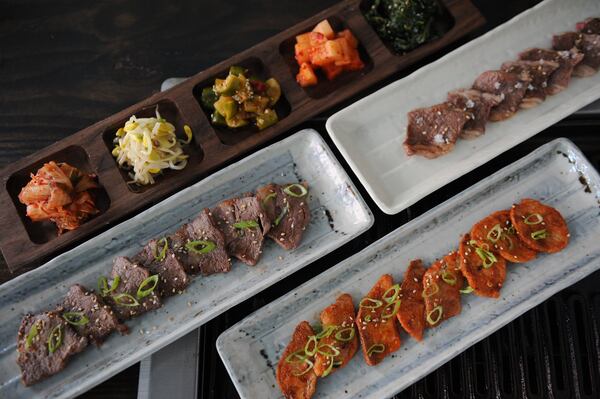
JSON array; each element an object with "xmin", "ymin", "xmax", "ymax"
[
  {"xmin": 255, "ymin": 183, "xmax": 310, "ymax": 250},
  {"xmin": 17, "ymin": 310, "xmax": 88, "ymax": 386},
  {"xmin": 62, "ymin": 284, "xmax": 128, "ymax": 346},
  {"xmin": 211, "ymin": 196, "xmax": 271, "ymax": 266},
  {"xmin": 472, "ymin": 70, "xmax": 531, "ymax": 121},
  {"xmin": 577, "ymin": 17, "xmax": 600, "ymax": 34},
  {"xmin": 519, "ymin": 48, "xmax": 584, "ymax": 93},
  {"xmin": 403, "ymin": 102, "xmax": 468, "ymax": 158},
  {"xmin": 553, "ymin": 31, "xmax": 600, "ymax": 76},
  {"xmin": 170, "ymin": 208, "xmax": 231, "ymax": 275},
  {"xmin": 501, "ymin": 60, "xmax": 560, "ymax": 107},
  {"xmin": 133, "ymin": 239, "xmax": 190, "ymax": 296},
  {"xmin": 105, "ymin": 256, "xmax": 162, "ymax": 320},
  {"xmin": 447, "ymin": 89, "xmax": 501, "ymax": 138}
]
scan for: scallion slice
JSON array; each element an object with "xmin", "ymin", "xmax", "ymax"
[
  {"xmin": 47, "ymin": 324, "xmax": 63, "ymax": 354},
  {"xmin": 441, "ymin": 270, "xmax": 457, "ymax": 286},
  {"xmin": 233, "ymin": 220, "xmax": 259, "ymax": 229},
  {"xmin": 460, "ymin": 285, "xmax": 474, "ymax": 294},
  {"xmin": 153, "ymin": 237, "xmax": 168, "ymax": 261},
  {"xmin": 381, "ymin": 300, "xmax": 401, "ymax": 319},
  {"xmin": 285, "ymin": 349, "xmax": 308, "ymax": 364},
  {"xmin": 185, "ymin": 240, "xmax": 216, "ymax": 254},
  {"xmin": 531, "ymin": 229, "xmax": 548, "ymax": 240},
  {"xmin": 321, "ymin": 356, "xmax": 335, "ymax": 377},
  {"xmin": 366, "ymin": 343, "xmax": 385, "ymax": 357},
  {"xmin": 291, "ymin": 358, "xmax": 314, "ymax": 376},
  {"xmin": 316, "ymin": 325, "xmax": 336, "ymax": 340},
  {"xmin": 426, "ymin": 306, "xmax": 443, "ymax": 326},
  {"xmin": 98, "ymin": 275, "xmax": 120, "ymax": 297},
  {"xmin": 334, "ymin": 327, "xmax": 355, "ymax": 342},
  {"xmin": 283, "ymin": 184, "xmax": 307, "ymax": 198},
  {"xmin": 316, "ymin": 343, "xmax": 340, "ymax": 358},
  {"xmin": 382, "ymin": 284, "xmax": 401, "ymax": 304},
  {"xmin": 524, "ymin": 213, "xmax": 543, "ymax": 225},
  {"xmin": 486, "ymin": 224, "xmax": 503, "ymax": 243},
  {"xmin": 422, "ymin": 282, "xmax": 439, "ymax": 298},
  {"xmin": 137, "ymin": 275, "xmax": 159, "ymax": 299},
  {"xmin": 274, "ymin": 205, "xmax": 289, "ymax": 227},
  {"xmin": 113, "ymin": 293, "xmax": 140, "ymax": 307},
  {"xmin": 262, "ymin": 192, "xmax": 277, "ymax": 206},
  {"xmin": 62, "ymin": 311, "xmax": 89, "ymax": 326},
  {"xmin": 304, "ymin": 335, "xmax": 318, "ymax": 357},
  {"xmin": 359, "ymin": 297, "xmax": 383, "ymax": 309},
  {"xmin": 25, "ymin": 322, "xmax": 39, "ymax": 350},
  {"xmin": 475, "ymin": 246, "xmax": 497, "ymax": 269}
]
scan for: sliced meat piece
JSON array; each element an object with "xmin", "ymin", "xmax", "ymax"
[
  {"xmin": 356, "ymin": 274, "xmax": 402, "ymax": 366},
  {"xmin": 501, "ymin": 60, "xmax": 560, "ymax": 107},
  {"xmin": 403, "ymin": 102, "xmax": 469, "ymax": 158},
  {"xmin": 470, "ymin": 209, "xmax": 537, "ymax": 263},
  {"xmin": 132, "ymin": 239, "xmax": 190, "ymax": 297},
  {"xmin": 211, "ymin": 195, "xmax": 271, "ymax": 266},
  {"xmin": 519, "ymin": 48, "xmax": 584, "ymax": 94},
  {"xmin": 104, "ymin": 256, "xmax": 162, "ymax": 320},
  {"xmin": 255, "ymin": 182, "xmax": 311, "ymax": 250},
  {"xmin": 553, "ymin": 31, "xmax": 600, "ymax": 76},
  {"xmin": 276, "ymin": 321, "xmax": 318, "ymax": 399},
  {"xmin": 510, "ymin": 198, "xmax": 569, "ymax": 253},
  {"xmin": 62, "ymin": 284, "xmax": 128, "ymax": 346},
  {"xmin": 170, "ymin": 208, "xmax": 231, "ymax": 275},
  {"xmin": 459, "ymin": 234, "xmax": 507, "ymax": 298},
  {"xmin": 423, "ymin": 252, "xmax": 464, "ymax": 328},
  {"xmin": 472, "ymin": 70, "xmax": 531, "ymax": 121},
  {"xmin": 17, "ymin": 310, "xmax": 88, "ymax": 386},
  {"xmin": 577, "ymin": 17, "xmax": 600, "ymax": 34},
  {"xmin": 447, "ymin": 89, "xmax": 501, "ymax": 138},
  {"xmin": 397, "ymin": 259, "xmax": 426, "ymax": 341},
  {"xmin": 313, "ymin": 293, "xmax": 358, "ymax": 377}
]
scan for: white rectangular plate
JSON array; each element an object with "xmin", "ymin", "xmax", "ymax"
[
  {"xmin": 0, "ymin": 129, "xmax": 373, "ymax": 399},
  {"xmin": 217, "ymin": 138, "xmax": 600, "ymax": 399},
  {"xmin": 326, "ymin": 0, "xmax": 600, "ymax": 214}
]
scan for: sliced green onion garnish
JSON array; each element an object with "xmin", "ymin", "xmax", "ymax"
[
  {"xmin": 475, "ymin": 247, "xmax": 497, "ymax": 269},
  {"xmin": 185, "ymin": 240, "xmax": 216, "ymax": 254},
  {"xmin": 316, "ymin": 325, "xmax": 336, "ymax": 340},
  {"xmin": 366, "ymin": 343, "xmax": 385, "ymax": 357},
  {"xmin": 62, "ymin": 311, "xmax": 89, "ymax": 326},
  {"xmin": 524, "ymin": 213, "xmax": 543, "ymax": 225},
  {"xmin": 359, "ymin": 297, "xmax": 383, "ymax": 309},
  {"xmin": 274, "ymin": 205, "xmax": 289, "ymax": 227},
  {"xmin": 503, "ymin": 234, "xmax": 514, "ymax": 250},
  {"xmin": 233, "ymin": 220, "xmax": 259, "ymax": 229},
  {"xmin": 304, "ymin": 335, "xmax": 318, "ymax": 357},
  {"xmin": 316, "ymin": 343, "xmax": 340, "ymax": 358},
  {"xmin": 334, "ymin": 327, "xmax": 355, "ymax": 342},
  {"xmin": 441, "ymin": 270, "xmax": 457, "ymax": 286},
  {"xmin": 364, "ymin": 314, "xmax": 372, "ymax": 322},
  {"xmin": 47, "ymin": 324, "xmax": 63, "ymax": 354},
  {"xmin": 262, "ymin": 192, "xmax": 277, "ymax": 206},
  {"xmin": 291, "ymin": 358, "xmax": 314, "ymax": 376},
  {"xmin": 460, "ymin": 285, "xmax": 474, "ymax": 294},
  {"xmin": 283, "ymin": 184, "xmax": 308, "ymax": 198},
  {"xmin": 382, "ymin": 284, "xmax": 401, "ymax": 304},
  {"xmin": 321, "ymin": 356, "xmax": 335, "ymax": 377},
  {"xmin": 285, "ymin": 349, "xmax": 308, "ymax": 364},
  {"xmin": 113, "ymin": 293, "xmax": 140, "ymax": 307},
  {"xmin": 98, "ymin": 275, "xmax": 120, "ymax": 296},
  {"xmin": 426, "ymin": 306, "xmax": 443, "ymax": 325},
  {"xmin": 531, "ymin": 229, "xmax": 548, "ymax": 240},
  {"xmin": 25, "ymin": 322, "xmax": 39, "ymax": 350},
  {"xmin": 381, "ymin": 300, "xmax": 401, "ymax": 319},
  {"xmin": 137, "ymin": 275, "xmax": 159, "ymax": 299},
  {"xmin": 422, "ymin": 282, "xmax": 439, "ymax": 298},
  {"xmin": 153, "ymin": 237, "xmax": 168, "ymax": 261},
  {"xmin": 486, "ymin": 224, "xmax": 503, "ymax": 243}
]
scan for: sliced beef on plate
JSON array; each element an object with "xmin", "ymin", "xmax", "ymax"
[
  {"xmin": 255, "ymin": 183, "xmax": 310, "ymax": 250},
  {"xmin": 170, "ymin": 208, "xmax": 231, "ymax": 275},
  {"xmin": 276, "ymin": 321, "xmax": 318, "ymax": 399},
  {"xmin": 422, "ymin": 252, "xmax": 464, "ymax": 328},
  {"xmin": 447, "ymin": 89, "xmax": 501, "ymax": 138},
  {"xmin": 397, "ymin": 259, "xmax": 426, "ymax": 341},
  {"xmin": 132, "ymin": 238, "xmax": 190, "ymax": 296},
  {"xmin": 211, "ymin": 195, "xmax": 271, "ymax": 266},
  {"xmin": 553, "ymin": 31, "xmax": 600, "ymax": 76},
  {"xmin": 104, "ymin": 256, "xmax": 162, "ymax": 320},
  {"xmin": 510, "ymin": 198, "xmax": 569, "ymax": 253},
  {"xmin": 501, "ymin": 60, "xmax": 560, "ymax": 107},
  {"xmin": 62, "ymin": 284, "xmax": 128, "ymax": 346},
  {"xmin": 459, "ymin": 234, "xmax": 507, "ymax": 298},
  {"xmin": 17, "ymin": 310, "xmax": 88, "ymax": 386},
  {"xmin": 577, "ymin": 17, "xmax": 600, "ymax": 34},
  {"xmin": 403, "ymin": 102, "xmax": 469, "ymax": 158},
  {"xmin": 519, "ymin": 48, "xmax": 584, "ymax": 94},
  {"xmin": 472, "ymin": 70, "xmax": 531, "ymax": 121}
]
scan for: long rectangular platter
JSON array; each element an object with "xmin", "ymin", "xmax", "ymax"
[
  {"xmin": 0, "ymin": 129, "xmax": 373, "ymax": 399},
  {"xmin": 326, "ymin": 0, "xmax": 600, "ymax": 215},
  {"xmin": 0, "ymin": 0, "xmax": 483, "ymax": 272},
  {"xmin": 217, "ymin": 137, "xmax": 600, "ymax": 399}
]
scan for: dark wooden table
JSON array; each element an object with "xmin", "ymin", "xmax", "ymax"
[{"xmin": 4, "ymin": 1, "xmax": 600, "ymax": 398}]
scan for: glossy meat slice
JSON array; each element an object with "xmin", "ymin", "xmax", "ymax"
[
  {"xmin": 62, "ymin": 284, "xmax": 128, "ymax": 346},
  {"xmin": 459, "ymin": 234, "xmax": 507, "ymax": 298},
  {"xmin": 470, "ymin": 209, "xmax": 537, "ymax": 263},
  {"xmin": 472, "ymin": 70, "xmax": 531, "ymax": 121},
  {"xmin": 501, "ymin": 60, "xmax": 560, "ymax": 107},
  {"xmin": 447, "ymin": 89, "xmax": 501, "ymax": 138},
  {"xmin": 276, "ymin": 321, "xmax": 318, "ymax": 399},
  {"xmin": 404, "ymin": 102, "xmax": 469, "ymax": 158},
  {"xmin": 313, "ymin": 293, "xmax": 358, "ymax": 377},
  {"xmin": 519, "ymin": 48, "xmax": 584, "ymax": 93},
  {"xmin": 170, "ymin": 208, "xmax": 231, "ymax": 275},
  {"xmin": 133, "ymin": 239, "xmax": 190, "ymax": 297},
  {"xmin": 577, "ymin": 17, "xmax": 600, "ymax": 34},
  {"xmin": 397, "ymin": 259, "xmax": 426, "ymax": 341},
  {"xmin": 423, "ymin": 252, "xmax": 464, "ymax": 327},
  {"xmin": 255, "ymin": 182, "xmax": 311, "ymax": 250},
  {"xmin": 17, "ymin": 310, "xmax": 88, "ymax": 386},
  {"xmin": 510, "ymin": 198, "xmax": 569, "ymax": 253},
  {"xmin": 553, "ymin": 31, "xmax": 600, "ymax": 76},
  {"xmin": 356, "ymin": 274, "xmax": 402, "ymax": 366},
  {"xmin": 211, "ymin": 195, "xmax": 271, "ymax": 266}
]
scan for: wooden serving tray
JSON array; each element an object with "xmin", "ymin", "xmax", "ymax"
[{"xmin": 0, "ymin": 0, "xmax": 484, "ymax": 272}]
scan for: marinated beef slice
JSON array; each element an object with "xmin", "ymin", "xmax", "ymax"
[
  {"xmin": 133, "ymin": 239, "xmax": 190, "ymax": 296},
  {"xmin": 553, "ymin": 31, "xmax": 600, "ymax": 76},
  {"xmin": 105, "ymin": 256, "xmax": 162, "ymax": 320},
  {"xmin": 62, "ymin": 284, "xmax": 127, "ymax": 346},
  {"xmin": 577, "ymin": 17, "xmax": 600, "ymax": 34},
  {"xmin": 403, "ymin": 102, "xmax": 468, "ymax": 158},
  {"xmin": 447, "ymin": 89, "xmax": 501, "ymax": 138},
  {"xmin": 170, "ymin": 208, "xmax": 231, "ymax": 275},
  {"xmin": 255, "ymin": 183, "xmax": 310, "ymax": 250},
  {"xmin": 17, "ymin": 310, "xmax": 88, "ymax": 386},
  {"xmin": 501, "ymin": 60, "xmax": 560, "ymax": 107},
  {"xmin": 519, "ymin": 48, "xmax": 584, "ymax": 93},
  {"xmin": 472, "ymin": 70, "xmax": 531, "ymax": 121},
  {"xmin": 211, "ymin": 196, "xmax": 271, "ymax": 266}
]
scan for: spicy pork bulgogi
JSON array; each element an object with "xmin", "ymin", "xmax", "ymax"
[
  {"xmin": 397, "ymin": 259, "xmax": 427, "ymax": 341},
  {"xmin": 446, "ymin": 89, "xmax": 501, "ymax": 138},
  {"xmin": 510, "ymin": 198, "xmax": 569, "ymax": 253},
  {"xmin": 472, "ymin": 70, "xmax": 531, "ymax": 121},
  {"xmin": 423, "ymin": 252, "xmax": 464, "ymax": 327},
  {"xmin": 501, "ymin": 60, "xmax": 560, "ymax": 107},
  {"xmin": 553, "ymin": 31, "xmax": 600, "ymax": 77},
  {"xmin": 459, "ymin": 234, "xmax": 507, "ymax": 298},
  {"xmin": 133, "ymin": 239, "xmax": 190, "ymax": 297},
  {"xmin": 276, "ymin": 321, "xmax": 318, "ymax": 399}
]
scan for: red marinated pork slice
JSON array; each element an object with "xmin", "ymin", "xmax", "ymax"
[
  {"xmin": 459, "ymin": 234, "xmax": 506, "ymax": 298},
  {"xmin": 397, "ymin": 259, "xmax": 426, "ymax": 341},
  {"xmin": 577, "ymin": 17, "xmax": 600, "ymax": 34},
  {"xmin": 519, "ymin": 48, "xmax": 584, "ymax": 94},
  {"xmin": 276, "ymin": 321, "xmax": 318, "ymax": 399},
  {"xmin": 501, "ymin": 60, "xmax": 560, "ymax": 107},
  {"xmin": 472, "ymin": 70, "xmax": 531, "ymax": 121},
  {"xmin": 422, "ymin": 252, "xmax": 464, "ymax": 328},
  {"xmin": 553, "ymin": 31, "xmax": 600, "ymax": 76},
  {"xmin": 447, "ymin": 89, "xmax": 501, "ymax": 138}
]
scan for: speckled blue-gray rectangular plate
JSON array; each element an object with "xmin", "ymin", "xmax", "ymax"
[
  {"xmin": 0, "ymin": 129, "xmax": 373, "ymax": 399},
  {"xmin": 217, "ymin": 138, "xmax": 600, "ymax": 399}
]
